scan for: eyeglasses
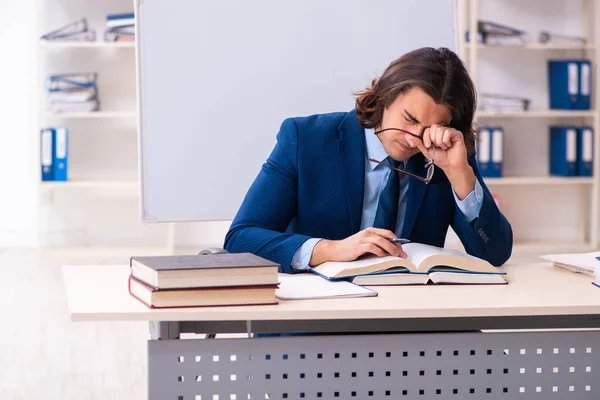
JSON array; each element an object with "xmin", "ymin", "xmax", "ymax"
[
  {"xmin": 373, "ymin": 127, "xmax": 435, "ymax": 184},
  {"xmin": 369, "ymin": 157, "xmax": 434, "ymax": 184}
]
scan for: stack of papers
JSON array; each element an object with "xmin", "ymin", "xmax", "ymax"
[
  {"xmin": 275, "ymin": 274, "xmax": 377, "ymax": 300},
  {"xmin": 46, "ymin": 73, "xmax": 99, "ymax": 113},
  {"xmin": 540, "ymin": 251, "xmax": 600, "ymax": 276}
]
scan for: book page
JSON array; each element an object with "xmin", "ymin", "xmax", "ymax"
[
  {"xmin": 312, "ymin": 255, "xmax": 414, "ymax": 278},
  {"xmin": 403, "ymin": 243, "xmax": 494, "ymax": 273},
  {"xmin": 429, "ymin": 271, "xmax": 507, "ymax": 285},
  {"xmin": 353, "ymin": 273, "xmax": 429, "ymax": 286},
  {"xmin": 275, "ymin": 274, "xmax": 377, "ymax": 300}
]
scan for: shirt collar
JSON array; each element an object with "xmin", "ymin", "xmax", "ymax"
[{"xmin": 364, "ymin": 128, "xmax": 389, "ymax": 171}]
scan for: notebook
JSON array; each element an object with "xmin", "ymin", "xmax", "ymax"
[
  {"xmin": 275, "ymin": 274, "xmax": 377, "ymax": 300},
  {"xmin": 130, "ymin": 252, "xmax": 279, "ymax": 289},
  {"xmin": 311, "ymin": 243, "xmax": 506, "ymax": 285},
  {"xmin": 540, "ymin": 251, "xmax": 600, "ymax": 276}
]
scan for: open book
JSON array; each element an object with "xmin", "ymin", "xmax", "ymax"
[{"xmin": 310, "ymin": 243, "xmax": 506, "ymax": 285}]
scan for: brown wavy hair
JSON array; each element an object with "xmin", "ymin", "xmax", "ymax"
[{"xmin": 355, "ymin": 47, "xmax": 477, "ymax": 155}]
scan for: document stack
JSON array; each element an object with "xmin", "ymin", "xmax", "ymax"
[
  {"xmin": 104, "ymin": 12, "xmax": 135, "ymax": 42},
  {"xmin": 549, "ymin": 126, "xmax": 594, "ymax": 176},
  {"xmin": 478, "ymin": 93, "xmax": 530, "ymax": 112},
  {"xmin": 540, "ymin": 251, "xmax": 600, "ymax": 277},
  {"xmin": 476, "ymin": 126, "xmax": 504, "ymax": 177},
  {"xmin": 128, "ymin": 253, "xmax": 280, "ymax": 308},
  {"xmin": 40, "ymin": 127, "xmax": 68, "ymax": 182},
  {"xmin": 465, "ymin": 20, "xmax": 527, "ymax": 45},
  {"xmin": 40, "ymin": 18, "xmax": 95, "ymax": 42},
  {"xmin": 46, "ymin": 73, "xmax": 99, "ymax": 113},
  {"xmin": 548, "ymin": 60, "xmax": 592, "ymax": 110}
]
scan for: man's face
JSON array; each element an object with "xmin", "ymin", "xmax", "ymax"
[{"xmin": 377, "ymin": 86, "xmax": 452, "ymax": 161}]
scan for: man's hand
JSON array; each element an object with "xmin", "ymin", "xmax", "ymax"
[
  {"xmin": 405, "ymin": 124, "xmax": 468, "ymax": 171},
  {"xmin": 405, "ymin": 124, "xmax": 476, "ymax": 200},
  {"xmin": 309, "ymin": 227, "xmax": 407, "ymax": 266}
]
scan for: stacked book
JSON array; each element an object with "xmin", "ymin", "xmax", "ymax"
[
  {"xmin": 104, "ymin": 12, "xmax": 135, "ymax": 42},
  {"xmin": 128, "ymin": 252, "xmax": 280, "ymax": 308},
  {"xmin": 46, "ymin": 73, "xmax": 99, "ymax": 113}
]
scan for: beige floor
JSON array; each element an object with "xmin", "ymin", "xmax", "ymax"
[
  {"xmin": 0, "ymin": 244, "xmax": 586, "ymax": 400},
  {"xmin": 0, "ymin": 248, "xmax": 149, "ymax": 400}
]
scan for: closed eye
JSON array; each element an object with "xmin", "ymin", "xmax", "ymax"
[{"xmin": 404, "ymin": 110, "xmax": 420, "ymax": 125}]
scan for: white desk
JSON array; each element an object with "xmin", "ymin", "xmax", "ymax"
[{"xmin": 63, "ymin": 262, "xmax": 600, "ymax": 399}]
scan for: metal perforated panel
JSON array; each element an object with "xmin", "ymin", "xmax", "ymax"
[{"xmin": 148, "ymin": 331, "xmax": 600, "ymax": 400}]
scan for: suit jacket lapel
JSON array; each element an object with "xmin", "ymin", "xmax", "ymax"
[
  {"xmin": 337, "ymin": 110, "xmax": 365, "ymax": 234},
  {"xmin": 401, "ymin": 154, "xmax": 428, "ymax": 238}
]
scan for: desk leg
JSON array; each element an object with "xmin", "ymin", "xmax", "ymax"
[{"xmin": 149, "ymin": 321, "xmax": 180, "ymax": 340}]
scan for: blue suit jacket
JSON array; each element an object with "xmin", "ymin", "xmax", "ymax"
[{"xmin": 224, "ymin": 110, "xmax": 513, "ymax": 272}]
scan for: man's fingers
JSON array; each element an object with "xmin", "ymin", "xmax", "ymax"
[
  {"xmin": 364, "ymin": 235, "xmax": 400, "ymax": 256},
  {"xmin": 406, "ymin": 134, "xmax": 429, "ymax": 155},
  {"xmin": 434, "ymin": 125, "xmax": 447, "ymax": 150},
  {"xmin": 366, "ymin": 227, "xmax": 396, "ymax": 239},
  {"xmin": 423, "ymin": 127, "xmax": 432, "ymax": 149},
  {"xmin": 442, "ymin": 128, "xmax": 453, "ymax": 148},
  {"xmin": 363, "ymin": 243, "xmax": 386, "ymax": 258},
  {"xmin": 394, "ymin": 243, "xmax": 408, "ymax": 259}
]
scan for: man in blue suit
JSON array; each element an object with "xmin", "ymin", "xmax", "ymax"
[{"xmin": 224, "ymin": 47, "xmax": 513, "ymax": 272}]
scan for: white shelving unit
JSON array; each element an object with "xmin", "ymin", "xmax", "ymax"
[
  {"xmin": 36, "ymin": 1, "xmax": 175, "ymax": 253},
  {"xmin": 39, "ymin": 40, "xmax": 135, "ymax": 48},
  {"xmin": 467, "ymin": 43, "xmax": 596, "ymax": 50},
  {"xmin": 485, "ymin": 176, "xmax": 594, "ymax": 185},
  {"xmin": 43, "ymin": 110, "xmax": 137, "ymax": 119},
  {"xmin": 458, "ymin": 0, "xmax": 600, "ymax": 248},
  {"xmin": 476, "ymin": 109, "xmax": 596, "ymax": 118}
]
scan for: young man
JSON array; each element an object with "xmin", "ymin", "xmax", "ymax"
[{"xmin": 224, "ymin": 47, "xmax": 513, "ymax": 272}]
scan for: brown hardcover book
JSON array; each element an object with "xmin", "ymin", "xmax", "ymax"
[
  {"xmin": 129, "ymin": 252, "xmax": 280, "ymax": 289},
  {"xmin": 128, "ymin": 275, "xmax": 278, "ymax": 308}
]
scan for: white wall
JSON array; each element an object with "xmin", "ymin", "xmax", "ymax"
[
  {"xmin": 0, "ymin": 0, "xmax": 596, "ymax": 249},
  {"xmin": 0, "ymin": 0, "xmax": 40, "ymax": 247}
]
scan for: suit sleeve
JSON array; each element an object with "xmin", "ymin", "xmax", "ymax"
[
  {"xmin": 223, "ymin": 118, "xmax": 311, "ymax": 272},
  {"xmin": 451, "ymin": 153, "xmax": 513, "ymax": 266}
]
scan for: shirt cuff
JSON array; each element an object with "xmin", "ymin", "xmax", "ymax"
[
  {"xmin": 453, "ymin": 178, "xmax": 484, "ymax": 222},
  {"xmin": 291, "ymin": 238, "xmax": 323, "ymax": 270}
]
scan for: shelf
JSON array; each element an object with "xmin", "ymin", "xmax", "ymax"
[
  {"xmin": 44, "ymin": 111, "xmax": 137, "ymax": 119},
  {"xmin": 484, "ymin": 176, "xmax": 593, "ymax": 185},
  {"xmin": 465, "ymin": 43, "xmax": 595, "ymax": 51},
  {"xmin": 41, "ymin": 180, "xmax": 138, "ymax": 189},
  {"xmin": 39, "ymin": 41, "xmax": 135, "ymax": 49},
  {"xmin": 476, "ymin": 109, "xmax": 596, "ymax": 118},
  {"xmin": 512, "ymin": 241, "xmax": 597, "ymax": 254}
]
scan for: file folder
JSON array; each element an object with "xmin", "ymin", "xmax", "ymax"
[
  {"xmin": 548, "ymin": 60, "xmax": 582, "ymax": 110},
  {"xmin": 578, "ymin": 126, "xmax": 593, "ymax": 176},
  {"xmin": 53, "ymin": 127, "xmax": 68, "ymax": 181},
  {"xmin": 41, "ymin": 128, "xmax": 54, "ymax": 181},
  {"xmin": 489, "ymin": 127, "xmax": 504, "ymax": 177},
  {"xmin": 550, "ymin": 126, "xmax": 577, "ymax": 176},
  {"xmin": 477, "ymin": 127, "xmax": 491, "ymax": 177},
  {"xmin": 579, "ymin": 60, "xmax": 592, "ymax": 110}
]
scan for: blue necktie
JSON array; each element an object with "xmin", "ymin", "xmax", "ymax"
[{"xmin": 373, "ymin": 157, "xmax": 403, "ymax": 232}]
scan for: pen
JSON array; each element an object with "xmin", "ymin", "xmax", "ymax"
[{"xmin": 389, "ymin": 238, "xmax": 410, "ymax": 244}]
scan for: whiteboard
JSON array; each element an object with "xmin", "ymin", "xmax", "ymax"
[{"xmin": 135, "ymin": 0, "xmax": 458, "ymax": 222}]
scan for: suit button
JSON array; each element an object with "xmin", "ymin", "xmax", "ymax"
[
  {"xmin": 484, "ymin": 237, "xmax": 490, "ymax": 243},
  {"xmin": 477, "ymin": 228, "xmax": 484, "ymax": 234}
]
